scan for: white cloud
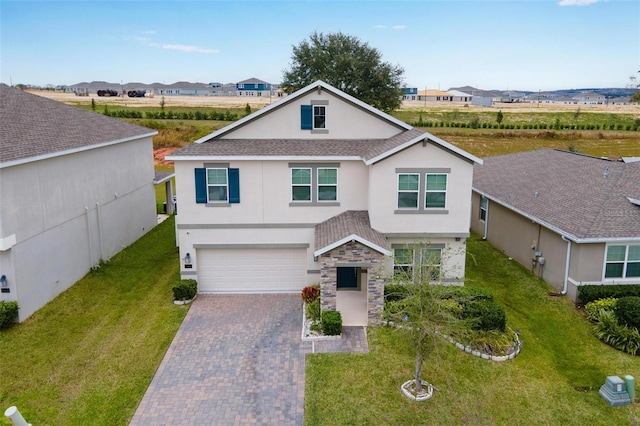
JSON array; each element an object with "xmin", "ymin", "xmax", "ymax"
[
  {"xmin": 558, "ymin": 0, "xmax": 599, "ymax": 6},
  {"xmin": 375, "ymin": 24, "xmax": 406, "ymax": 30},
  {"xmin": 142, "ymin": 30, "xmax": 156, "ymax": 35},
  {"xmin": 150, "ymin": 43, "xmax": 219, "ymax": 54}
]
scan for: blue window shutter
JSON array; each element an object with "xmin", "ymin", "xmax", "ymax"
[
  {"xmin": 228, "ymin": 168, "xmax": 240, "ymax": 203},
  {"xmin": 194, "ymin": 168, "xmax": 207, "ymax": 203},
  {"xmin": 300, "ymin": 105, "xmax": 312, "ymax": 129}
]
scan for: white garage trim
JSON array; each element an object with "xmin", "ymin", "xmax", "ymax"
[
  {"xmin": 194, "ymin": 243, "xmax": 309, "ymax": 249},
  {"xmin": 197, "ymin": 247, "xmax": 308, "ymax": 293}
]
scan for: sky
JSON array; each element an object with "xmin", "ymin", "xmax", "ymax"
[{"xmin": 1, "ymin": 0, "xmax": 638, "ymax": 92}]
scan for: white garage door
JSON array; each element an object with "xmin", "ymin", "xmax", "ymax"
[{"xmin": 197, "ymin": 248, "xmax": 308, "ymax": 293}]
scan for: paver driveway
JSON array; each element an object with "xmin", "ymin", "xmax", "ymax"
[{"xmin": 130, "ymin": 294, "xmax": 308, "ymax": 425}]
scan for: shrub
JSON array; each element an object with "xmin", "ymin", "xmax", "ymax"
[
  {"xmin": 384, "ymin": 284, "xmax": 410, "ymax": 302},
  {"xmin": 441, "ymin": 286, "xmax": 494, "ymax": 301},
  {"xmin": 321, "ymin": 310, "xmax": 342, "ymax": 335},
  {"xmin": 579, "ymin": 284, "xmax": 640, "ymax": 304},
  {"xmin": 463, "ymin": 299, "xmax": 506, "ymax": 332},
  {"xmin": 584, "ymin": 298, "xmax": 617, "ymax": 322},
  {"xmin": 614, "ymin": 296, "xmax": 640, "ymax": 329},
  {"xmin": 306, "ymin": 299, "xmax": 321, "ymax": 322},
  {"xmin": 172, "ymin": 279, "xmax": 197, "ymax": 301},
  {"xmin": 0, "ymin": 301, "xmax": 19, "ymax": 329},
  {"xmin": 593, "ymin": 310, "xmax": 640, "ymax": 355},
  {"xmin": 301, "ymin": 285, "xmax": 320, "ymax": 303}
]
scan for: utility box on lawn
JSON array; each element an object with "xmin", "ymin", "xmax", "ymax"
[{"xmin": 599, "ymin": 376, "xmax": 631, "ymax": 407}]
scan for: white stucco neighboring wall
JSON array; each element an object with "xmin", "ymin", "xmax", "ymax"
[
  {"xmin": 0, "ymin": 137, "xmax": 157, "ymax": 321},
  {"xmin": 219, "ymin": 90, "xmax": 403, "ymax": 140}
]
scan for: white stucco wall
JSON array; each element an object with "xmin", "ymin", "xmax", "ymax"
[
  {"xmin": 221, "ymin": 90, "xmax": 403, "ymax": 140},
  {"xmin": 0, "ymin": 136, "xmax": 157, "ymax": 321},
  {"xmin": 174, "ymin": 159, "xmax": 369, "ymax": 226},
  {"xmin": 368, "ymin": 142, "xmax": 474, "ymax": 235}
]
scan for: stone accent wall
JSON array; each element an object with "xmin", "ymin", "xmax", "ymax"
[{"xmin": 319, "ymin": 241, "xmax": 386, "ymax": 326}]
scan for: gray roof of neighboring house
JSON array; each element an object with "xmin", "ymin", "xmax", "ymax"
[
  {"xmin": 0, "ymin": 84, "xmax": 156, "ymax": 167},
  {"xmin": 237, "ymin": 77, "xmax": 271, "ymax": 85},
  {"xmin": 314, "ymin": 210, "xmax": 390, "ymax": 256},
  {"xmin": 473, "ymin": 149, "xmax": 640, "ymax": 241}
]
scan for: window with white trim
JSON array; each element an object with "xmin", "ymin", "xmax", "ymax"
[
  {"xmin": 480, "ymin": 196, "xmax": 488, "ymax": 221},
  {"xmin": 425, "ymin": 174, "xmax": 447, "ymax": 209},
  {"xmin": 291, "ymin": 168, "xmax": 312, "ymax": 201},
  {"xmin": 317, "ymin": 168, "xmax": 337, "ymax": 201},
  {"xmin": 207, "ymin": 168, "xmax": 228, "ymax": 202},
  {"xmin": 393, "ymin": 246, "xmax": 442, "ymax": 281},
  {"xmin": 393, "ymin": 248, "xmax": 414, "ymax": 275},
  {"xmin": 397, "ymin": 174, "xmax": 419, "ymax": 209},
  {"xmin": 605, "ymin": 245, "xmax": 640, "ymax": 278},
  {"xmin": 313, "ymin": 106, "xmax": 326, "ymax": 129}
]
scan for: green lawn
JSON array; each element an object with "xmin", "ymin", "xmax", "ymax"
[
  {"xmin": 0, "ymin": 217, "xmax": 186, "ymax": 426},
  {"xmin": 305, "ymin": 236, "xmax": 640, "ymax": 425}
]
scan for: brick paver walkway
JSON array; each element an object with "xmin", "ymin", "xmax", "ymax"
[{"xmin": 130, "ymin": 294, "xmax": 368, "ymax": 426}]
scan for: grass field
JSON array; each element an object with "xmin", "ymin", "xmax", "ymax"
[
  {"xmin": 0, "ymin": 217, "xmax": 185, "ymax": 426},
  {"xmin": 304, "ymin": 236, "xmax": 640, "ymax": 425}
]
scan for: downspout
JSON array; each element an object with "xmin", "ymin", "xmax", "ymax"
[
  {"xmin": 96, "ymin": 202, "xmax": 104, "ymax": 261},
  {"xmin": 561, "ymin": 235, "xmax": 572, "ymax": 295},
  {"xmin": 483, "ymin": 198, "xmax": 489, "ymax": 240},
  {"xmin": 85, "ymin": 207, "xmax": 94, "ymax": 265}
]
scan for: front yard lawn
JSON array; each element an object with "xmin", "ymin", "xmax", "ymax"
[
  {"xmin": 0, "ymin": 216, "xmax": 186, "ymax": 425},
  {"xmin": 305, "ymin": 236, "xmax": 640, "ymax": 425}
]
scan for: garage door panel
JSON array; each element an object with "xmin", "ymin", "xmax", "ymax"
[{"xmin": 198, "ymin": 248, "xmax": 307, "ymax": 293}]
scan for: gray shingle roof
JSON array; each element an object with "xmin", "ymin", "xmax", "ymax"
[
  {"xmin": 0, "ymin": 85, "xmax": 156, "ymax": 166},
  {"xmin": 315, "ymin": 210, "xmax": 389, "ymax": 254},
  {"xmin": 473, "ymin": 149, "xmax": 640, "ymax": 241},
  {"xmin": 168, "ymin": 128, "xmax": 426, "ymax": 161}
]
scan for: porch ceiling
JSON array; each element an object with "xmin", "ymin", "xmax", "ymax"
[{"xmin": 314, "ymin": 210, "xmax": 391, "ymax": 257}]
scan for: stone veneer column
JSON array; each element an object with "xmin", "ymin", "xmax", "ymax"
[{"xmin": 319, "ymin": 241, "xmax": 387, "ymax": 325}]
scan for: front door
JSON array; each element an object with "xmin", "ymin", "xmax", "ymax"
[{"xmin": 337, "ymin": 267, "xmax": 359, "ymax": 289}]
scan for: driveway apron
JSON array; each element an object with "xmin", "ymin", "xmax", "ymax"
[{"xmin": 130, "ymin": 294, "xmax": 308, "ymax": 425}]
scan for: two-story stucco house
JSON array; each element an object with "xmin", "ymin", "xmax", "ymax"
[
  {"xmin": 0, "ymin": 85, "xmax": 158, "ymax": 322},
  {"xmin": 167, "ymin": 80, "xmax": 482, "ymax": 326}
]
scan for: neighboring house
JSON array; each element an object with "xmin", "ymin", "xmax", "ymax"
[
  {"xmin": 0, "ymin": 85, "xmax": 158, "ymax": 322},
  {"xmin": 402, "ymin": 87, "xmax": 418, "ymax": 101},
  {"xmin": 154, "ymin": 82, "xmax": 213, "ymax": 96},
  {"xmin": 417, "ymin": 89, "xmax": 456, "ymax": 102},
  {"xmin": 167, "ymin": 80, "xmax": 482, "ymax": 326},
  {"xmin": 236, "ymin": 78, "xmax": 271, "ymax": 97},
  {"xmin": 471, "ymin": 149, "xmax": 640, "ymax": 302},
  {"xmin": 447, "ymin": 90, "xmax": 472, "ymax": 103},
  {"xmin": 573, "ymin": 91, "xmax": 605, "ymax": 105}
]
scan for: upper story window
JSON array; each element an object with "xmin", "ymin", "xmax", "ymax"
[
  {"xmin": 314, "ymin": 106, "xmax": 326, "ymax": 129},
  {"xmin": 317, "ymin": 168, "xmax": 337, "ymax": 201},
  {"xmin": 301, "ymin": 100, "xmax": 329, "ymax": 132},
  {"xmin": 425, "ymin": 174, "xmax": 447, "ymax": 209},
  {"xmin": 395, "ymin": 168, "xmax": 450, "ymax": 214},
  {"xmin": 207, "ymin": 168, "xmax": 228, "ymax": 202},
  {"xmin": 291, "ymin": 168, "xmax": 312, "ymax": 201},
  {"xmin": 605, "ymin": 245, "xmax": 640, "ymax": 279},
  {"xmin": 397, "ymin": 174, "xmax": 419, "ymax": 209},
  {"xmin": 289, "ymin": 163, "xmax": 340, "ymax": 206},
  {"xmin": 194, "ymin": 165, "xmax": 240, "ymax": 205}
]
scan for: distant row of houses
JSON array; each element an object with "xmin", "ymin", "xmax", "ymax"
[
  {"xmin": 402, "ymin": 86, "xmax": 636, "ymax": 106},
  {"xmin": 58, "ymin": 78, "xmax": 636, "ymax": 105},
  {"xmin": 58, "ymin": 78, "xmax": 278, "ymax": 98}
]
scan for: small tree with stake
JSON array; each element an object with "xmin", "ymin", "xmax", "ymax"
[{"xmin": 386, "ymin": 243, "xmax": 466, "ymax": 401}]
